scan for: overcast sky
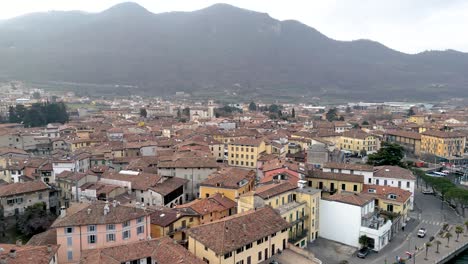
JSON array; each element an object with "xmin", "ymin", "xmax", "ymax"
[{"xmin": 1, "ymin": 0, "xmax": 467, "ymax": 54}]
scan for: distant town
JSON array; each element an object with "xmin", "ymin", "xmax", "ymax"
[{"xmin": 0, "ymin": 80, "xmax": 467, "ymax": 264}]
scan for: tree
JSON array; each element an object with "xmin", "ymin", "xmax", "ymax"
[
  {"xmin": 367, "ymin": 142, "xmax": 405, "ymax": 166},
  {"xmin": 455, "ymin": 226, "xmax": 464, "ymax": 242},
  {"xmin": 345, "ymin": 106, "xmax": 351, "ymax": 113},
  {"xmin": 408, "ymin": 107, "xmax": 416, "ymax": 116},
  {"xmin": 359, "ymin": 235, "xmax": 369, "ymax": 249},
  {"xmin": 291, "ymin": 108, "xmax": 296, "ymax": 118},
  {"xmin": 434, "ymin": 240, "xmax": 442, "ymax": 253},
  {"xmin": 425, "ymin": 242, "xmax": 432, "ymax": 260},
  {"xmin": 16, "ymin": 202, "xmax": 56, "ymax": 239},
  {"xmin": 338, "ymin": 116, "xmax": 345, "ymax": 121},
  {"xmin": 182, "ymin": 107, "xmax": 190, "ymax": 117},
  {"xmin": 268, "ymin": 104, "xmax": 280, "ymax": 113},
  {"xmin": 248, "ymin": 102, "xmax": 257, "ymax": 111},
  {"xmin": 140, "ymin": 108, "xmax": 147, "ymax": 118},
  {"xmin": 326, "ymin": 108, "xmax": 338, "ymax": 121},
  {"xmin": 362, "ymin": 120, "xmax": 369, "ymax": 126},
  {"xmin": 177, "ymin": 108, "xmax": 182, "ymax": 119},
  {"xmin": 445, "ymin": 232, "xmax": 452, "ymax": 247}
]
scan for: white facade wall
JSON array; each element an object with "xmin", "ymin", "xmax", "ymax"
[
  {"xmin": 53, "ymin": 162, "xmax": 76, "ymax": 176},
  {"xmin": 319, "ymin": 199, "xmax": 362, "ymax": 248},
  {"xmin": 140, "ymin": 146, "xmax": 157, "ymax": 156},
  {"xmin": 368, "ymin": 176, "xmax": 415, "ymax": 209}
]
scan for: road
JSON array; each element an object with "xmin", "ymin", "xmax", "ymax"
[{"xmin": 309, "ymin": 185, "xmax": 465, "ymax": 264}]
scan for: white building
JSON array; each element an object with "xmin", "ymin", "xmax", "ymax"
[{"xmin": 319, "ymin": 192, "xmax": 392, "ymax": 252}]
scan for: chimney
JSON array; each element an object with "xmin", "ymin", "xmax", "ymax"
[
  {"xmin": 0, "ymin": 256, "xmax": 6, "ymax": 264},
  {"xmin": 112, "ymin": 200, "xmax": 117, "ymax": 208},
  {"xmin": 8, "ymin": 249, "xmax": 16, "ymax": 259},
  {"xmin": 47, "ymin": 245, "xmax": 52, "ymax": 253},
  {"xmin": 87, "ymin": 208, "xmax": 92, "ymax": 215},
  {"xmin": 15, "ymin": 240, "xmax": 21, "ymax": 246},
  {"xmin": 60, "ymin": 206, "xmax": 66, "ymax": 218},
  {"xmin": 104, "ymin": 203, "xmax": 110, "ymax": 216}
]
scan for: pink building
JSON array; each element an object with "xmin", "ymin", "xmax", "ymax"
[{"xmin": 51, "ymin": 201, "xmax": 151, "ymax": 263}]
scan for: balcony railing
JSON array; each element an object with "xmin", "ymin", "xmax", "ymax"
[
  {"xmin": 288, "ymin": 229, "xmax": 308, "ymax": 244},
  {"xmin": 290, "ymin": 214, "xmax": 309, "ymax": 225}
]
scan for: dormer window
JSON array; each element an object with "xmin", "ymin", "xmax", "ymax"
[
  {"xmin": 368, "ymin": 189, "xmax": 376, "ymax": 193},
  {"xmin": 388, "ymin": 194, "xmax": 397, "ymax": 200}
]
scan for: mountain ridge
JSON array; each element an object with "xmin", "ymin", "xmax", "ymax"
[{"xmin": 0, "ymin": 2, "xmax": 466, "ymax": 100}]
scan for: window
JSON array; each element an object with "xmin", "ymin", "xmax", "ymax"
[
  {"xmin": 398, "ymin": 181, "xmax": 402, "ymax": 188},
  {"xmin": 236, "ymin": 261, "xmax": 244, "ymax": 264},
  {"xmin": 106, "ymin": 233, "xmax": 116, "ymax": 242},
  {"xmin": 224, "ymin": 252, "xmax": 233, "ymax": 259},
  {"xmin": 246, "ymin": 243, "xmax": 253, "ymax": 250},
  {"xmin": 107, "ymin": 224, "xmax": 115, "ymax": 230},
  {"xmin": 406, "ymin": 181, "xmax": 410, "ymax": 188},
  {"xmin": 67, "ymin": 237, "xmax": 72, "ymax": 246},
  {"xmin": 387, "ymin": 204, "xmax": 394, "ymax": 212},
  {"xmin": 388, "ymin": 194, "xmax": 397, "ymax": 200},
  {"xmin": 67, "ymin": 250, "xmax": 73, "ymax": 261},
  {"xmin": 341, "ymin": 184, "xmax": 346, "ymax": 191},
  {"xmin": 368, "ymin": 189, "xmax": 376, "ymax": 193},
  {"xmin": 88, "ymin": 234, "xmax": 96, "ymax": 244},
  {"xmin": 123, "ymin": 230, "xmax": 131, "ymax": 240},
  {"xmin": 123, "ymin": 221, "xmax": 130, "ymax": 228},
  {"xmin": 384, "ymin": 180, "xmax": 387, "ymax": 185},
  {"xmin": 236, "ymin": 247, "xmax": 244, "ymax": 254},
  {"xmin": 38, "ymin": 193, "xmax": 43, "ymax": 200},
  {"xmin": 137, "ymin": 216, "xmax": 144, "ymax": 223},
  {"xmin": 258, "ymin": 251, "xmax": 262, "ymax": 261},
  {"xmin": 88, "ymin": 225, "xmax": 96, "ymax": 232},
  {"xmin": 65, "ymin": 227, "xmax": 73, "ymax": 234},
  {"xmin": 376, "ymin": 179, "xmax": 379, "ymax": 185},
  {"xmin": 271, "ymin": 232, "xmax": 276, "ymax": 237},
  {"xmin": 137, "ymin": 225, "xmax": 144, "ymax": 234},
  {"xmin": 189, "ymin": 217, "xmax": 193, "ymax": 222},
  {"xmin": 368, "ymin": 178, "xmax": 372, "ymax": 183},
  {"xmin": 257, "ymin": 238, "xmax": 263, "ymax": 245}
]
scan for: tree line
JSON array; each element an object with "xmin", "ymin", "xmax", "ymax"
[{"xmin": 8, "ymin": 102, "xmax": 69, "ymax": 127}]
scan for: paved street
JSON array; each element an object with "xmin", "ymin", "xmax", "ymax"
[{"xmin": 308, "ymin": 185, "xmax": 467, "ymax": 264}]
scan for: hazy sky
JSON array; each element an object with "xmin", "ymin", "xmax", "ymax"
[{"xmin": 1, "ymin": 0, "xmax": 467, "ymax": 54}]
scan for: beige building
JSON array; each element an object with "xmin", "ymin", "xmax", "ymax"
[
  {"xmin": 0, "ymin": 181, "xmax": 50, "ymax": 217},
  {"xmin": 187, "ymin": 207, "xmax": 289, "ymax": 264}
]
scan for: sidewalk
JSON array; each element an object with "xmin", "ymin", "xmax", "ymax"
[{"xmin": 407, "ymin": 224, "xmax": 468, "ymax": 264}]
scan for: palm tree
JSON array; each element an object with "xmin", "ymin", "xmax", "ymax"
[
  {"xmin": 434, "ymin": 240, "xmax": 442, "ymax": 253},
  {"xmin": 446, "ymin": 232, "xmax": 453, "ymax": 247},
  {"xmin": 464, "ymin": 220, "xmax": 468, "ymax": 237},
  {"xmin": 455, "ymin": 226, "xmax": 464, "ymax": 242},
  {"xmin": 425, "ymin": 242, "xmax": 432, "ymax": 260}
]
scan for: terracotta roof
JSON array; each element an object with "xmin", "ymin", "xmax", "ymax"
[
  {"xmin": 373, "ymin": 166, "xmax": 415, "ymax": 180},
  {"xmin": 229, "ymin": 138, "xmax": 264, "ymax": 147},
  {"xmin": 341, "ymin": 130, "xmax": 373, "ymax": 140},
  {"xmin": 0, "ymin": 181, "xmax": 49, "ymax": 197},
  {"xmin": 325, "ymin": 192, "xmax": 374, "ymax": 206},
  {"xmin": 0, "ymin": 244, "xmax": 59, "ymax": 264},
  {"xmin": 362, "ymin": 184, "xmax": 411, "ymax": 203},
  {"xmin": 150, "ymin": 207, "xmax": 198, "ymax": 227},
  {"xmin": 26, "ymin": 229, "xmax": 57, "ymax": 246},
  {"xmin": 176, "ymin": 193, "xmax": 236, "ymax": 215},
  {"xmin": 0, "ymin": 147, "xmax": 29, "ymax": 156},
  {"xmin": 385, "ymin": 130, "xmax": 421, "ymax": 140},
  {"xmin": 101, "ymin": 171, "xmax": 162, "ymax": 191},
  {"xmin": 200, "ymin": 168, "xmax": 255, "ymax": 189},
  {"xmin": 421, "ymin": 130, "xmax": 466, "ymax": 138},
  {"xmin": 307, "ymin": 170, "xmax": 364, "ymax": 183},
  {"xmin": 262, "ymin": 159, "xmax": 305, "ymax": 173},
  {"xmin": 150, "ymin": 177, "xmax": 188, "ymax": 196},
  {"xmin": 157, "ymin": 157, "xmax": 219, "ymax": 168},
  {"xmin": 80, "ymin": 237, "xmax": 204, "ymax": 264},
  {"xmin": 56, "ymin": 171, "xmax": 88, "ymax": 181},
  {"xmin": 187, "ymin": 207, "xmax": 289, "ymax": 255},
  {"xmin": 323, "ymin": 162, "xmax": 374, "ymax": 172},
  {"xmin": 52, "ymin": 202, "xmax": 148, "ymax": 228},
  {"xmin": 250, "ymin": 181, "xmax": 297, "ymax": 199}
]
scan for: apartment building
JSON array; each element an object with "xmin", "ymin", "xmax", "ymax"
[
  {"xmin": 227, "ymin": 138, "xmax": 266, "ymax": 169},
  {"xmin": 385, "ymin": 130, "xmax": 421, "ymax": 156},
  {"xmin": 238, "ymin": 181, "xmax": 321, "ymax": 248},
  {"xmin": 176, "ymin": 193, "xmax": 236, "ymax": 224},
  {"xmin": 199, "ymin": 167, "xmax": 255, "ymax": 200},
  {"xmin": 421, "ymin": 130, "xmax": 466, "ymax": 158},
  {"xmin": 338, "ymin": 130, "xmax": 378, "ymax": 154},
  {"xmin": 51, "ymin": 202, "xmax": 151, "ymax": 263},
  {"xmin": 150, "ymin": 206, "xmax": 200, "ymax": 243},
  {"xmin": 306, "ymin": 170, "xmax": 364, "ymax": 197},
  {"xmin": 187, "ymin": 207, "xmax": 290, "ymax": 264},
  {"xmin": 0, "ymin": 181, "xmax": 50, "ymax": 217},
  {"xmin": 0, "ymin": 243, "xmax": 59, "ymax": 264}
]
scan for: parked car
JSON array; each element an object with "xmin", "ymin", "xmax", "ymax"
[
  {"xmin": 269, "ymin": 261, "xmax": 279, "ymax": 264},
  {"xmin": 357, "ymin": 247, "xmax": 370, "ymax": 258},
  {"xmin": 417, "ymin": 228, "xmax": 427, "ymax": 238},
  {"xmin": 422, "ymin": 189, "xmax": 434, "ymax": 195}
]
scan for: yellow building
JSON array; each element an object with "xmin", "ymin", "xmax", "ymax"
[
  {"xmin": 228, "ymin": 138, "xmax": 267, "ymax": 168},
  {"xmin": 407, "ymin": 115, "xmax": 426, "ymax": 125},
  {"xmin": 339, "ymin": 130, "xmax": 378, "ymax": 154},
  {"xmin": 187, "ymin": 207, "xmax": 290, "ymax": 264},
  {"xmin": 199, "ymin": 167, "xmax": 255, "ymax": 200},
  {"xmin": 385, "ymin": 130, "xmax": 421, "ymax": 156},
  {"xmin": 237, "ymin": 181, "xmax": 321, "ymax": 248},
  {"xmin": 150, "ymin": 207, "xmax": 200, "ymax": 243},
  {"xmin": 421, "ymin": 130, "xmax": 466, "ymax": 158},
  {"xmin": 176, "ymin": 193, "xmax": 237, "ymax": 225},
  {"xmin": 306, "ymin": 170, "xmax": 364, "ymax": 197},
  {"xmin": 70, "ymin": 139, "xmax": 99, "ymax": 151},
  {"xmin": 362, "ymin": 184, "xmax": 411, "ymax": 229}
]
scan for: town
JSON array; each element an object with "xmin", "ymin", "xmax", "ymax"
[{"xmin": 0, "ymin": 82, "xmax": 467, "ymax": 264}]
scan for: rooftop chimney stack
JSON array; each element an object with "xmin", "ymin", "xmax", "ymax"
[
  {"xmin": 47, "ymin": 245, "xmax": 52, "ymax": 253},
  {"xmin": 60, "ymin": 206, "xmax": 66, "ymax": 218},
  {"xmin": 8, "ymin": 249, "xmax": 16, "ymax": 259}
]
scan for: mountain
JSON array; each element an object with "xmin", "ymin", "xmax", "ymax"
[{"xmin": 0, "ymin": 2, "xmax": 467, "ymax": 100}]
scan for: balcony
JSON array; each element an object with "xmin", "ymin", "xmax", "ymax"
[
  {"xmin": 167, "ymin": 225, "xmax": 188, "ymax": 235},
  {"xmin": 290, "ymin": 214, "xmax": 309, "ymax": 226},
  {"xmin": 288, "ymin": 229, "xmax": 308, "ymax": 244}
]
